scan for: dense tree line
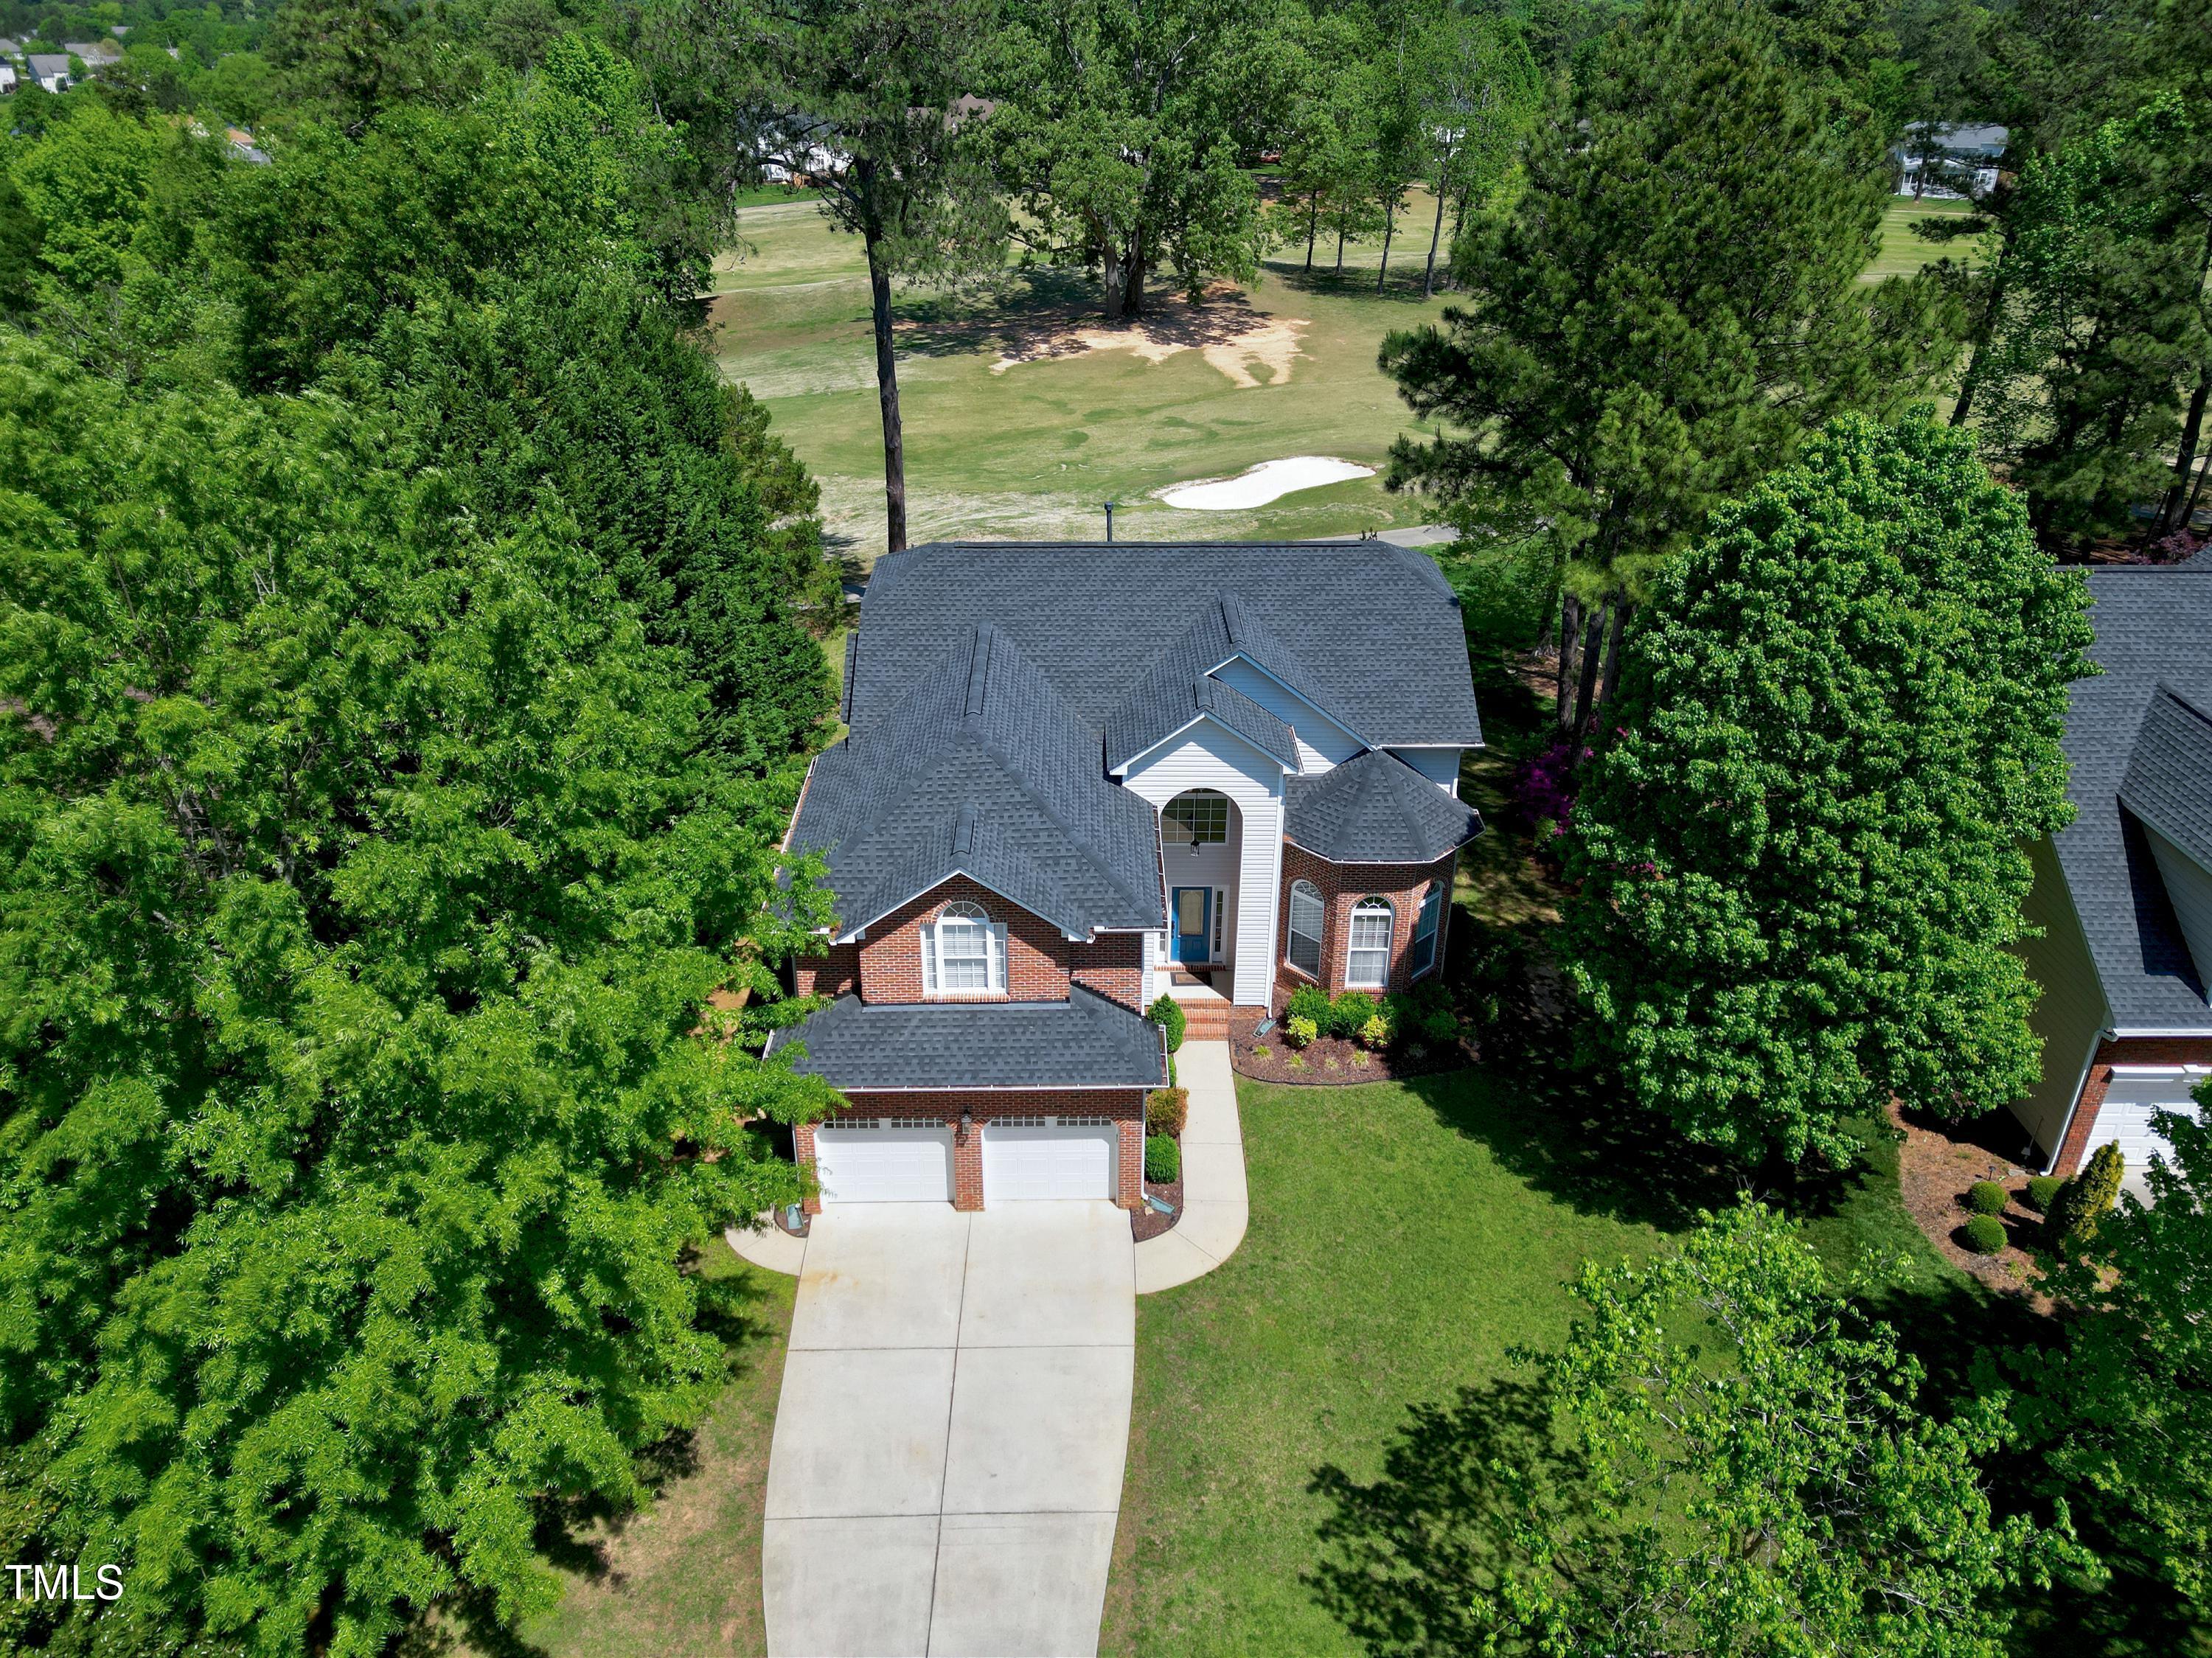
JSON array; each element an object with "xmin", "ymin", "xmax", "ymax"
[{"xmin": 1, "ymin": 18, "xmax": 843, "ymax": 1656}]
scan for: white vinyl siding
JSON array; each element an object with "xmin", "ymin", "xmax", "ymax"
[
  {"xmin": 2143, "ymin": 822, "xmax": 2212, "ymax": 994},
  {"xmin": 1347, "ymin": 898, "xmax": 1393, "ymax": 989},
  {"xmin": 1124, "ymin": 722, "xmax": 1286, "ymax": 1006},
  {"xmin": 1211, "ymin": 657, "xmax": 1363, "ymax": 772},
  {"xmin": 1287, "ymin": 880, "xmax": 1324, "ymax": 977},
  {"xmin": 1388, "ymin": 747, "xmax": 1464, "ymax": 796}
]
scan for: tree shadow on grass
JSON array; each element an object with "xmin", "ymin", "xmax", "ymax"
[{"xmin": 1308, "ymin": 1375, "xmax": 1581, "ymax": 1654}]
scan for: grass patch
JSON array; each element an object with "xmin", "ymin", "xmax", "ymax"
[
  {"xmin": 1862, "ymin": 194, "xmax": 1989, "ymax": 284},
  {"xmin": 453, "ymin": 1236, "xmax": 794, "ymax": 1658},
  {"xmin": 1101, "ymin": 1067, "xmax": 1997, "ymax": 1657}
]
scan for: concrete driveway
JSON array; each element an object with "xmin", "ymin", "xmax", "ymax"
[{"xmin": 760, "ymin": 1201, "xmax": 1135, "ymax": 1658}]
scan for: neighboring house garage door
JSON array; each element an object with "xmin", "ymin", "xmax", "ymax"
[
  {"xmin": 814, "ymin": 1121, "xmax": 955, "ymax": 1205},
  {"xmin": 983, "ymin": 1118, "xmax": 1119, "ymax": 1202},
  {"xmin": 2091, "ymin": 1067, "xmax": 2207, "ymax": 1199}
]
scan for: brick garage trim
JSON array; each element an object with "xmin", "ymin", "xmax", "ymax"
[
  {"xmin": 796, "ymin": 1088, "xmax": 1147, "ymax": 1213},
  {"xmin": 1273, "ymin": 843, "xmax": 1458, "ymax": 1009},
  {"xmin": 2051, "ymin": 1036, "xmax": 2212, "ymax": 1177}
]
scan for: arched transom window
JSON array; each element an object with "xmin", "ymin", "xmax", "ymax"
[
  {"xmin": 1286, "ymin": 879, "xmax": 1324, "ymax": 978},
  {"xmin": 923, "ymin": 899, "xmax": 1007, "ymax": 994},
  {"xmin": 1346, "ymin": 897, "xmax": 1394, "ymax": 989}
]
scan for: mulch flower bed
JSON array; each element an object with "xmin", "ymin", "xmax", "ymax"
[
  {"xmin": 1230, "ymin": 1028, "xmax": 1475, "ymax": 1086},
  {"xmin": 1130, "ymin": 1170, "xmax": 1183, "ymax": 1242},
  {"xmin": 1888, "ymin": 1099, "xmax": 2054, "ymax": 1312}
]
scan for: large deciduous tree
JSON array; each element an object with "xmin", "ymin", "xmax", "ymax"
[
  {"xmin": 1382, "ymin": 0, "xmax": 1959, "ymax": 739},
  {"xmin": 1314, "ymin": 1202, "xmax": 2086, "ymax": 1655},
  {"xmin": 0, "ymin": 334, "xmax": 841, "ymax": 1657},
  {"xmin": 1563, "ymin": 414, "xmax": 2093, "ymax": 1166},
  {"xmin": 989, "ymin": 0, "xmax": 1290, "ymax": 319}
]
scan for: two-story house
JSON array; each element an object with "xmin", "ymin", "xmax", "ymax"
[{"xmin": 768, "ymin": 540, "xmax": 1484, "ymax": 1212}]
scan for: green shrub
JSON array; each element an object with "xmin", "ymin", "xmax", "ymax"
[
  {"xmin": 1966, "ymin": 1180, "xmax": 2008, "ymax": 1216},
  {"xmin": 1961, "ymin": 1213, "xmax": 2008, "ymax": 1255},
  {"xmin": 1285, "ymin": 1015, "xmax": 1318, "ymax": 1048},
  {"xmin": 1147, "ymin": 992, "xmax": 1186, "ymax": 1053},
  {"xmin": 1328, "ymin": 991, "xmax": 1380, "ymax": 1039},
  {"xmin": 1386, "ymin": 980, "xmax": 1460, "ymax": 1044},
  {"xmin": 1287, "ymin": 983, "xmax": 1332, "ymax": 1030},
  {"xmin": 2053, "ymin": 1142, "xmax": 2125, "ymax": 1245},
  {"xmin": 1146, "ymin": 1087, "xmax": 1188, "ymax": 1137},
  {"xmin": 1144, "ymin": 1134, "xmax": 1180, "ymax": 1183},
  {"xmin": 2025, "ymin": 1174, "xmax": 2064, "ymax": 1213},
  {"xmin": 1358, "ymin": 1014, "xmax": 1390, "ymax": 1051}
]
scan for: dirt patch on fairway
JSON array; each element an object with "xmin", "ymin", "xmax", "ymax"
[{"xmin": 988, "ymin": 304, "xmax": 1310, "ymax": 387}]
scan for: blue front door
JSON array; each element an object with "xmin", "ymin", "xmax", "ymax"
[{"xmin": 1172, "ymin": 886, "xmax": 1211, "ymax": 963}]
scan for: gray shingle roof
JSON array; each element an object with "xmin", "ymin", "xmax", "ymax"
[
  {"xmin": 1102, "ymin": 600, "xmax": 1302, "ymax": 771},
  {"xmin": 2118, "ymin": 686, "xmax": 2212, "ymax": 877},
  {"xmin": 854, "ymin": 543, "xmax": 1484, "ymax": 746},
  {"xmin": 790, "ymin": 624, "xmax": 1166, "ymax": 938},
  {"xmin": 1284, "ymin": 748, "xmax": 1481, "ymax": 863},
  {"xmin": 2055, "ymin": 569, "xmax": 2212, "ymax": 1031},
  {"xmin": 767, "ymin": 986, "xmax": 1167, "ymax": 1090}
]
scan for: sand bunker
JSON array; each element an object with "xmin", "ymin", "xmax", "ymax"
[
  {"xmin": 1158, "ymin": 456, "xmax": 1376, "ymax": 511},
  {"xmin": 992, "ymin": 315, "xmax": 1310, "ymax": 386}
]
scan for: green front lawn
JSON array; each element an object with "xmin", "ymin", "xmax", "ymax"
[{"xmin": 1102, "ymin": 1067, "xmax": 1972, "ymax": 1657}]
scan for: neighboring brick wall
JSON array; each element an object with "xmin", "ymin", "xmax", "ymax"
[
  {"xmin": 799, "ymin": 1087, "xmax": 1148, "ymax": 1212},
  {"xmin": 792, "ymin": 940, "xmax": 859, "ymax": 999},
  {"xmin": 2051, "ymin": 1036, "xmax": 2212, "ymax": 1176},
  {"xmin": 1273, "ymin": 843, "xmax": 1458, "ymax": 1009},
  {"xmin": 858, "ymin": 876, "xmax": 1071, "ymax": 1003},
  {"xmin": 1071, "ymin": 930, "xmax": 1146, "ymax": 1012}
]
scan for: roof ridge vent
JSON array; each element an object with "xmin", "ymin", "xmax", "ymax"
[
  {"xmin": 953, "ymin": 802, "xmax": 979, "ymax": 855},
  {"xmin": 963, "ymin": 626, "xmax": 993, "ymax": 717}
]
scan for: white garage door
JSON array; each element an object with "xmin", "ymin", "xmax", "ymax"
[
  {"xmin": 814, "ymin": 1121, "xmax": 954, "ymax": 1205},
  {"xmin": 2090, "ymin": 1067, "xmax": 2206, "ymax": 1199},
  {"xmin": 983, "ymin": 1118, "xmax": 1118, "ymax": 1202}
]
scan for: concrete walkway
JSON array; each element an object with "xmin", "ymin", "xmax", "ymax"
[
  {"xmin": 757, "ymin": 1202, "xmax": 1133, "ymax": 1657},
  {"xmin": 1132, "ymin": 1040, "xmax": 1248, "ymax": 1293}
]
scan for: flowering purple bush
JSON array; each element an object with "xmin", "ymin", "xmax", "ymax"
[
  {"xmin": 1509, "ymin": 737, "xmax": 1591, "ymax": 864},
  {"xmin": 2147, "ymin": 525, "xmax": 2209, "ymax": 564}
]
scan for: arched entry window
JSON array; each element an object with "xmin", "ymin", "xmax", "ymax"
[
  {"xmin": 923, "ymin": 900, "xmax": 1006, "ymax": 994},
  {"xmin": 1346, "ymin": 897, "xmax": 1394, "ymax": 989},
  {"xmin": 1286, "ymin": 880, "xmax": 1324, "ymax": 977},
  {"xmin": 1163, "ymin": 789, "xmax": 1229, "ymax": 846}
]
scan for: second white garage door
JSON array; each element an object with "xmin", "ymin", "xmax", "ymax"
[
  {"xmin": 814, "ymin": 1122, "xmax": 954, "ymax": 1205},
  {"xmin": 983, "ymin": 1119, "xmax": 1119, "ymax": 1202}
]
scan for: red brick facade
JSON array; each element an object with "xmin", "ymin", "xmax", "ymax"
[
  {"xmin": 788, "ymin": 877, "xmax": 1147, "ymax": 1013},
  {"xmin": 2051, "ymin": 1036, "xmax": 2212, "ymax": 1176},
  {"xmin": 1273, "ymin": 843, "xmax": 1458, "ymax": 1009},
  {"xmin": 796, "ymin": 1088, "xmax": 1147, "ymax": 1213}
]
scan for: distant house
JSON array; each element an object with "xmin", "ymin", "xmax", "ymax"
[
  {"xmin": 27, "ymin": 53, "xmax": 71, "ymax": 92},
  {"xmin": 2010, "ymin": 561, "xmax": 2212, "ymax": 1199},
  {"xmin": 224, "ymin": 126, "xmax": 271, "ymax": 165},
  {"xmin": 0, "ymin": 62, "xmax": 15, "ymax": 95},
  {"xmin": 1896, "ymin": 122, "xmax": 2008, "ymax": 199},
  {"xmin": 63, "ymin": 39, "xmax": 120, "ymax": 68}
]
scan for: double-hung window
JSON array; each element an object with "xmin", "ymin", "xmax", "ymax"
[
  {"xmin": 922, "ymin": 901, "xmax": 1006, "ymax": 995},
  {"xmin": 1408, "ymin": 883, "xmax": 1443, "ymax": 979},
  {"xmin": 1346, "ymin": 898, "xmax": 1394, "ymax": 989},
  {"xmin": 1286, "ymin": 880, "xmax": 1324, "ymax": 978}
]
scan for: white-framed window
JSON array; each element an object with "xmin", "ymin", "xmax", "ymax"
[
  {"xmin": 1287, "ymin": 879, "xmax": 1324, "ymax": 978},
  {"xmin": 1212, "ymin": 887, "xmax": 1226, "ymax": 958},
  {"xmin": 921, "ymin": 899, "xmax": 1006, "ymax": 995},
  {"xmin": 1164, "ymin": 790, "xmax": 1229, "ymax": 844},
  {"xmin": 1346, "ymin": 897, "xmax": 1394, "ymax": 989},
  {"xmin": 1408, "ymin": 883, "xmax": 1443, "ymax": 979}
]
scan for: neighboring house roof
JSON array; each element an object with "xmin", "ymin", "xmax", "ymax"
[
  {"xmin": 852, "ymin": 542, "xmax": 1484, "ymax": 748},
  {"xmin": 1284, "ymin": 748, "xmax": 1481, "ymax": 863},
  {"xmin": 1902, "ymin": 121, "xmax": 2008, "ymax": 159},
  {"xmin": 63, "ymin": 40, "xmax": 119, "ymax": 63},
  {"xmin": 789, "ymin": 622, "xmax": 1167, "ymax": 939},
  {"xmin": 27, "ymin": 54, "xmax": 69, "ymax": 77},
  {"xmin": 2053, "ymin": 568, "xmax": 2212, "ymax": 1031},
  {"xmin": 767, "ymin": 985, "xmax": 1166, "ymax": 1090}
]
